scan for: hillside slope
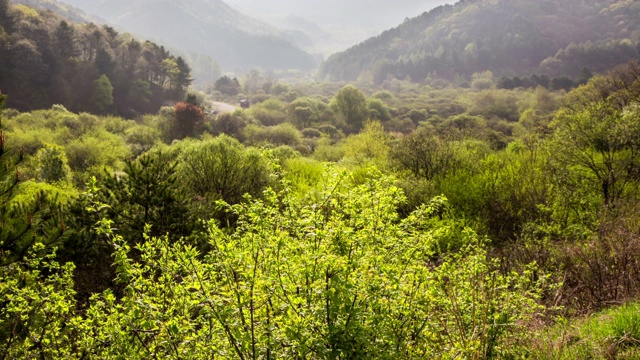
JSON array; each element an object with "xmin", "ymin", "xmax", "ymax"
[
  {"xmin": 59, "ymin": 0, "xmax": 317, "ymax": 72},
  {"xmin": 319, "ymin": 0, "xmax": 640, "ymax": 83},
  {"xmin": 0, "ymin": 0, "xmax": 191, "ymax": 115},
  {"xmin": 10, "ymin": 0, "xmax": 94, "ymax": 23}
]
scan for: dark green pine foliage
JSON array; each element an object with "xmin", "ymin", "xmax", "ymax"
[
  {"xmin": 101, "ymin": 151, "xmax": 194, "ymax": 245},
  {"xmin": 60, "ymin": 176, "xmax": 119, "ymax": 304},
  {"xmin": 0, "ymin": 0, "xmax": 12, "ymax": 34},
  {"xmin": 0, "ymin": 92, "xmax": 64, "ymax": 266}
]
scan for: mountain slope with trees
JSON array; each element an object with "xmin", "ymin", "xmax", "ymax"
[
  {"xmin": 0, "ymin": 0, "xmax": 191, "ymax": 116},
  {"xmin": 319, "ymin": 0, "xmax": 640, "ymax": 84},
  {"xmin": 58, "ymin": 0, "xmax": 317, "ymax": 72},
  {"xmin": 8, "ymin": 0, "xmax": 95, "ymax": 23}
]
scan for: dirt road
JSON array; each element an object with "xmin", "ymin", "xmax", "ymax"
[{"xmin": 211, "ymin": 101, "xmax": 237, "ymax": 114}]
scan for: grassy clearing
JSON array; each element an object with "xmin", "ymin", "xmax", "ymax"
[{"xmin": 531, "ymin": 303, "xmax": 640, "ymax": 359}]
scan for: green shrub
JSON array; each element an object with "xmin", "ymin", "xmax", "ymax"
[
  {"xmin": 243, "ymin": 123, "xmax": 301, "ymax": 147},
  {"xmin": 35, "ymin": 144, "xmax": 71, "ymax": 183},
  {"xmin": 301, "ymin": 128, "xmax": 322, "ymax": 138},
  {"xmin": 65, "ymin": 130, "xmax": 130, "ymax": 172},
  {"xmin": 0, "ymin": 167, "xmax": 546, "ymax": 359},
  {"xmin": 313, "ymin": 136, "xmax": 345, "ymax": 162},
  {"xmin": 176, "ymin": 135, "xmax": 271, "ymax": 205}
]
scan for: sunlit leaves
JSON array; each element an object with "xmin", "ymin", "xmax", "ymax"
[{"xmin": 0, "ymin": 166, "xmax": 545, "ymax": 358}]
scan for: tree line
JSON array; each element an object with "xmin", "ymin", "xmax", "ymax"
[{"xmin": 0, "ymin": 0, "xmax": 192, "ymax": 117}]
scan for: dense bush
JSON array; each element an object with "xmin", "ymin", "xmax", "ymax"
[
  {"xmin": 242, "ymin": 123, "xmax": 302, "ymax": 147},
  {"xmin": 0, "ymin": 169, "xmax": 545, "ymax": 359},
  {"xmin": 176, "ymin": 135, "xmax": 271, "ymax": 206}
]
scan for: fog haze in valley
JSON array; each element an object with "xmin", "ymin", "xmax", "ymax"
[
  {"xmin": 225, "ymin": 0, "xmax": 453, "ymax": 27},
  {"xmin": 56, "ymin": 0, "xmax": 455, "ymax": 59},
  {"xmin": 224, "ymin": 0, "xmax": 455, "ymax": 54}
]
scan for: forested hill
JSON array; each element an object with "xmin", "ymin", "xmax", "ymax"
[
  {"xmin": 319, "ymin": 0, "xmax": 640, "ymax": 84},
  {"xmin": 7, "ymin": 0, "xmax": 94, "ymax": 23},
  {"xmin": 0, "ymin": 0, "xmax": 191, "ymax": 116},
  {"xmin": 58, "ymin": 0, "xmax": 317, "ymax": 72}
]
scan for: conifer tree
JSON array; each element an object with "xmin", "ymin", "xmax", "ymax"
[
  {"xmin": 101, "ymin": 151, "xmax": 194, "ymax": 245},
  {"xmin": 0, "ymin": 92, "xmax": 64, "ymax": 265}
]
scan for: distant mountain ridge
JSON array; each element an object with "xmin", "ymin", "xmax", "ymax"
[
  {"xmin": 224, "ymin": 0, "xmax": 454, "ymax": 57},
  {"xmin": 319, "ymin": 0, "xmax": 640, "ymax": 83},
  {"xmin": 57, "ymin": 0, "xmax": 317, "ymax": 73}
]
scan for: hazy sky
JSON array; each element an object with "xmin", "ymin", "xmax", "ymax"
[{"xmin": 224, "ymin": 0, "xmax": 455, "ymax": 29}]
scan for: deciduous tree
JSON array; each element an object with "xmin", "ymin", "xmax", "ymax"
[
  {"xmin": 172, "ymin": 101, "xmax": 204, "ymax": 140},
  {"xmin": 551, "ymin": 62, "xmax": 640, "ymax": 206},
  {"xmin": 88, "ymin": 74, "xmax": 114, "ymax": 114},
  {"xmin": 333, "ymin": 85, "xmax": 368, "ymax": 133}
]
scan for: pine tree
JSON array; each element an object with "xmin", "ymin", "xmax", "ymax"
[
  {"xmin": 0, "ymin": 0, "xmax": 13, "ymax": 34},
  {"xmin": 101, "ymin": 151, "xmax": 194, "ymax": 245},
  {"xmin": 0, "ymin": 92, "xmax": 64, "ymax": 265}
]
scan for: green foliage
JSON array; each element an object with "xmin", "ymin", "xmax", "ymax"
[
  {"xmin": 471, "ymin": 71, "xmax": 494, "ymax": 90},
  {"xmin": 211, "ymin": 112, "xmax": 248, "ymax": 139},
  {"xmin": 88, "ymin": 74, "xmax": 114, "ymax": 114},
  {"xmin": 550, "ymin": 64, "xmax": 640, "ymax": 206},
  {"xmin": 439, "ymin": 114, "xmax": 488, "ymax": 141},
  {"xmin": 3, "ymin": 22, "xmax": 640, "ymax": 358},
  {"xmin": 0, "ymin": 6, "xmax": 190, "ymax": 115},
  {"xmin": 4, "ymin": 110, "xmax": 77, "ymax": 156},
  {"xmin": 65, "ymin": 129, "xmax": 130, "ymax": 173},
  {"xmin": 313, "ymin": 135, "xmax": 345, "ymax": 162},
  {"xmin": 0, "ymin": 128, "xmax": 65, "ymax": 266},
  {"xmin": 342, "ymin": 121, "xmax": 391, "ymax": 168},
  {"xmin": 242, "ymin": 123, "xmax": 302, "ymax": 147},
  {"xmin": 301, "ymin": 128, "xmax": 322, "ymax": 138},
  {"xmin": 249, "ymin": 99, "xmax": 287, "ymax": 126},
  {"xmin": 392, "ymin": 126, "xmax": 455, "ymax": 181},
  {"xmin": 471, "ymin": 89, "xmax": 520, "ymax": 122},
  {"xmin": 332, "ymin": 85, "xmax": 368, "ymax": 133},
  {"xmin": 0, "ymin": 245, "xmax": 78, "ymax": 359},
  {"xmin": 35, "ymin": 144, "xmax": 71, "ymax": 183},
  {"xmin": 1, "ymin": 169, "xmax": 545, "ymax": 358},
  {"xmin": 282, "ymin": 156, "xmax": 325, "ymax": 199},
  {"xmin": 320, "ymin": 0, "xmax": 640, "ymax": 85},
  {"xmin": 610, "ymin": 305, "xmax": 640, "ymax": 349},
  {"xmin": 291, "ymin": 105, "xmax": 314, "ymax": 128},
  {"xmin": 101, "ymin": 151, "xmax": 194, "ymax": 244},
  {"xmin": 531, "ymin": 303, "xmax": 640, "ymax": 359},
  {"xmin": 473, "ymin": 143, "xmax": 553, "ymax": 243},
  {"xmin": 214, "ymin": 75, "xmax": 241, "ymax": 96},
  {"xmin": 366, "ymin": 97, "xmax": 392, "ymax": 122},
  {"xmin": 176, "ymin": 135, "xmax": 271, "ymax": 206},
  {"xmin": 317, "ymin": 124, "xmax": 343, "ymax": 140},
  {"xmin": 124, "ymin": 123, "xmax": 162, "ymax": 157},
  {"xmin": 287, "ymin": 96, "xmax": 332, "ymax": 129}
]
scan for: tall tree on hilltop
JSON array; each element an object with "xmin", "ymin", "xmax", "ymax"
[
  {"xmin": 174, "ymin": 56, "xmax": 193, "ymax": 99},
  {"xmin": 54, "ymin": 21, "xmax": 79, "ymax": 61}
]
